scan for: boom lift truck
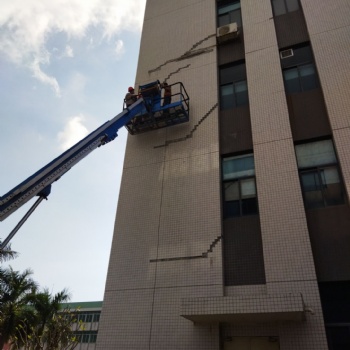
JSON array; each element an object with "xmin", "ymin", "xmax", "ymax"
[{"xmin": 0, "ymin": 81, "xmax": 189, "ymax": 250}]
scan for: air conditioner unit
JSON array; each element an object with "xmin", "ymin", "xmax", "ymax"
[
  {"xmin": 217, "ymin": 22, "xmax": 239, "ymax": 43},
  {"xmin": 280, "ymin": 48, "xmax": 294, "ymax": 59}
]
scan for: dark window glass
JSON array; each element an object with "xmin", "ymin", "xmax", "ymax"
[
  {"xmin": 319, "ymin": 282, "xmax": 350, "ymax": 349},
  {"xmin": 272, "ymin": 0, "xmax": 299, "ymax": 16},
  {"xmin": 281, "ymin": 44, "xmax": 319, "ymax": 94},
  {"xmin": 222, "ymin": 154, "xmax": 258, "ymax": 218},
  {"xmin": 218, "ymin": 1, "xmax": 242, "ymax": 27},
  {"xmin": 296, "ymin": 140, "xmax": 345, "ymax": 209},
  {"xmin": 90, "ymin": 334, "xmax": 98, "ymax": 343},
  {"xmin": 283, "ymin": 63, "xmax": 318, "ymax": 93},
  {"xmin": 219, "ymin": 63, "xmax": 248, "ymax": 110},
  {"xmin": 93, "ymin": 313, "xmax": 100, "ymax": 322}
]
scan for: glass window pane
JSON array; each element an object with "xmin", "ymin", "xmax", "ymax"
[
  {"xmin": 272, "ymin": 0, "xmax": 287, "ymax": 16},
  {"xmin": 241, "ymin": 178, "xmax": 256, "ymax": 198},
  {"xmin": 230, "ymin": 9, "xmax": 242, "ymax": 27},
  {"xmin": 218, "ymin": 3, "xmax": 241, "ymax": 15},
  {"xmin": 296, "ymin": 140, "xmax": 336, "ymax": 168},
  {"xmin": 283, "ymin": 67, "xmax": 301, "ymax": 93},
  {"xmin": 301, "ymin": 171, "xmax": 321, "ymax": 191},
  {"xmin": 224, "ymin": 181, "xmax": 239, "ymax": 201},
  {"xmin": 218, "ymin": 13, "xmax": 230, "ymax": 27},
  {"xmin": 224, "ymin": 200, "xmax": 240, "ymax": 218},
  {"xmin": 301, "ymin": 171, "xmax": 324, "ymax": 208},
  {"xmin": 300, "ymin": 64, "xmax": 318, "ymax": 91},
  {"xmin": 322, "ymin": 167, "xmax": 344, "ymax": 206},
  {"xmin": 220, "ymin": 84, "xmax": 234, "ymax": 110},
  {"xmin": 235, "ymin": 80, "xmax": 249, "ymax": 106},
  {"xmin": 286, "ymin": 0, "xmax": 299, "ymax": 12},
  {"xmin": 242, "ymin": 198, "xmax": 258, "ymax": 215},
  {"xmin": 223, "ymin": 154, "xmax": 255, "ymax": 180}
]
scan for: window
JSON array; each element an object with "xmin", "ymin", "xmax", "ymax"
[
  {"xmin": 222, "ymin": 154, "xmax": 258, "ymax": 218},
  {"xmin": 93, "ymin": 313, "xmax": 100, "ymax": 322},
  {"xmin": 295, "ymin": 140, "xmax": 345, "ymax": 209},
  {"xmin": 218, "ymin": 1, "xmax": 242, "ymax": 27},
  {"xmin": 272, "ymin": 0, "xmax": 299, "ymax": 16},
  {"xmin": 281, "ymin": 45, "xmax": 319, "ymax": 93},
  {"xmin": 74, "ymin": 331, "xmax": 98, "ymax": 344},
  {"xmin": 220, "ymin": 63, "xmax": 249, "ymax": 110},
  {"xmin": 283, "ymin": 63, "xmax": 318, "ymax": 93},
  {"xmin": 77, "ymin": 311, "xmax": 100, "ymax": 323}
]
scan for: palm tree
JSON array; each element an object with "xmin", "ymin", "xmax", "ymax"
[
  {"xmin": 11, "ymin": 288, "xmax": 76, "ymax": 350},
  {"xmin": 0, "ymin": 242, "xmax": 18, "ymax": 263},
  {"xmin": 0, "ymin": 267, "xmax": 38, "ymax": 349}
]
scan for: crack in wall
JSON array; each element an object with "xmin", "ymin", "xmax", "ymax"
[
  {"xmin": 148, "ymin": 33, "xmax": 216, "ymax": 74},
  {"xmin": 150, "ymin": 236, "xmax": 222, "ymax": 263},
  {"xmin": 153, "ymin": 103, "xmax": 218, "ymax": 148},
  {"xmin": 163, "ymin": 64, "xmax": 191, "ymax": 83}
]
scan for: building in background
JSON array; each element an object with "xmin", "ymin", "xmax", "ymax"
[
  {"xmin": 64, "ymin": 301, "xmax": 102, "ymax": 350},
  {"xmin": 97, "ymin": 0, "xmax": 350, "ymax": 349}
]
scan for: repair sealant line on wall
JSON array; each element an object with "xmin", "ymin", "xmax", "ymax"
[
  {"xmin": 149, "ymin": 236, "xmax": 222, "ymax": 263},
  {"xmin": 148, "ymin": 137, "xmax": 167, "ymax": 350},
  {"xmin": 153, "ymin": 103, "xmax": 218, "ymax": 149},
  {"xmin": 163, "ymin": 64, "xmax": 191, "ymax": 83},
  {"xmin": 148, "ymin": 34, "xmax": 216, "ymax": 74}
]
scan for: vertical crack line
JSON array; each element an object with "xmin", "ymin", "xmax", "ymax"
[{"xmin": 148, "ymin": 146, "xmax": 167, "ymax": 350}]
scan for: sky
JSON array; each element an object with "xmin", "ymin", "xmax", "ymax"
[{"xmin": 0, "ymin": 0, "xmax": 146, "ymax": 302}]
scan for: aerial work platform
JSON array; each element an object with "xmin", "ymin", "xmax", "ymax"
[
  {"xmin": 0, "ymin": 80, "xmax": 190, "ymax": 249},
  {"xmin": 124, "ymin": 81, "xmax": 190, "ymax": 135}
]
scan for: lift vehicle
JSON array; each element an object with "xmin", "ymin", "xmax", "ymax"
[{"xmin": 0, "ymin": 81, "xmax": 189, "ymax": 250}]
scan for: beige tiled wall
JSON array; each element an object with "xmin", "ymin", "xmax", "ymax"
[
  {"xmin": 98, "ymin": 0, "xmax": 222, "ymax": 349},
  {"xmin": 301, "ymin": 0, "xmax": 350, "ymax": 199},
  {"xmin": 97, "ymin": 0, "xmax": 349, "ymax": 349},
  {"xmin": 242, "ymin": 0, "xmax": 328, "ymax": 348}
]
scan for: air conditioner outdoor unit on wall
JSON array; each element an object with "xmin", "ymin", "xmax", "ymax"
[{"xmin": 217, "ymin": 22, "xmax": 239, "ymax": 43}]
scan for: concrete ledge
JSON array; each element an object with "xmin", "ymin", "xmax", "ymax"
[{"xmin": 181, "ymin": 293, "xmax": 305, "ymax": 324}]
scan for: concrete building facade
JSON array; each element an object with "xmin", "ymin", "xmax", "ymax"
[{"xmin": 97, "ymin": 0, "xmax": 350, "ymax": 349}]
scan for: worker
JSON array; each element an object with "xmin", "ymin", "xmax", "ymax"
[
  {"xmin": 125, "ymin": 86, "xmax": 138, "ymax": 108},
  {"xmin": 161, "ymin": 82, "xmax": 171, "ymax": 106}
]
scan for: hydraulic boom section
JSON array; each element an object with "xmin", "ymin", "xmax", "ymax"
[
  {"xmin": 0, "ymin": 98, "xmax": 145, "ymax": 223},
  {"xmin": 0, "ymin": 81, "xmax": 190, "ymax": 249}
]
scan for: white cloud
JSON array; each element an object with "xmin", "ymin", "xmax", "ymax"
[
  {"xmin": 0, "ymin": 0, "xmax": 146, "ymax": 95},
  {"xmin": 62, "ymin": 45, "xmax": 74, "ymax": 58},
  {"xmin": 114, "ymin": 39, "xmax": 125, "ymax": 60},
  {"xmin": 58, "ymin": 115, "xmax": 89, "ymax": 151}
]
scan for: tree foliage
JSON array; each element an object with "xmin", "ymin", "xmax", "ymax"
[
  {"xmin": 0, "ymin": 267, "xmax": 81, "ymax": 350},
  {"xmin": 0, "ymin": 243, "xmax": 18, "ymax": 263}
]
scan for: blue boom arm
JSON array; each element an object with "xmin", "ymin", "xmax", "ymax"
[{"xmin": 0, "ymin": 98, "xmax": 145, "ymax": 223}]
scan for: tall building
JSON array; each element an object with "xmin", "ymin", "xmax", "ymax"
[{"xmin": 97, "ymin": 0, "xmax": 350, "ymax": 349}]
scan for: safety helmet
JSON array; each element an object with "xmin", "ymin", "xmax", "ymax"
[{"xmin": 128, "ymin": 86, "xmax": 134, "ymax": 92}]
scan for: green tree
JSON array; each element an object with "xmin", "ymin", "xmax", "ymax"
[
  {"xmin": 0, "ymin": 242, "xmax": 18, "ymax": 263},
  {"xmin": 0, "ymin": 267, "xmax": 37, "ymax": 350},
  {"xmin": 13, "ymin": 289, "xmax": 81, "ymax": 350}
]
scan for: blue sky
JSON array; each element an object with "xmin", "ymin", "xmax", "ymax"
[{"xmin": 0, "ymin": 0, "xmax": 146, "ymax": 301}]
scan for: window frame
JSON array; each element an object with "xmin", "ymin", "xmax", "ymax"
[
  {"xmin": 283, "ymin": 62, "xmax": 319, "ymax": 93},
  {"xmin": 271, "ymin": 0, "xmax": 300, "ymax": 17},
  {"xmin": 295, "ymin": 140, "xmax": 346, "ymax": 210},
  {"xmin": 217, "ymin": 1, "xmax": 242, "ymax": 27},
  {"xmin": 219, "ymin": 62, "xmax": 249, "ymax": 110},
  {"xmin": 222, "ymin": 153, "xmax": 258, "ymax": 219}
]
